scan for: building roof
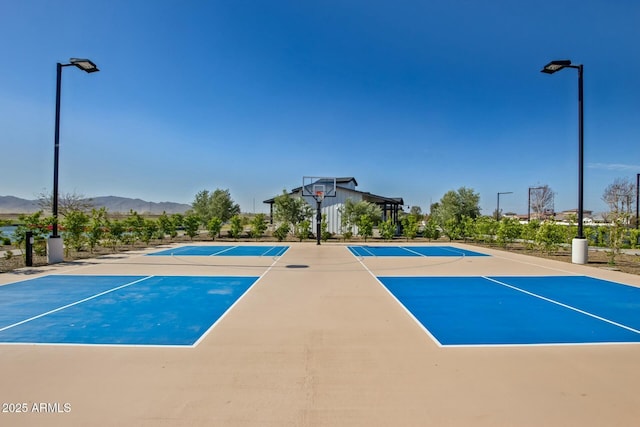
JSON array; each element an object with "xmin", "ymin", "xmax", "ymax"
[{"xmin": 263, "ymin": 177, "xmax": 403, "ymax": 205}]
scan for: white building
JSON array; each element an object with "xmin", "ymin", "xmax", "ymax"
[{"xmin": 263, "ymin": 177, "xmax": 404, "ymax": 235}]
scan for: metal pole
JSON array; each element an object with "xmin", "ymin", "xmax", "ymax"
[
  {"xmin": 316, "ymin": 200, "xmax": 322, "ymax": 245},
  {"xmin": 496, "ymin": 193, "xmax": 500, "ymax": 221},
  {"xmin": 577, "ymin": 64, "xmax": 584, "ymax": 239},
  {"xmin": 636, "ymin": 173, "xmax": 639, "ymax": 229},
  {"xmin": 52, "ymin": 62, "xmax": 63, "ymax": 238},
  {"xmin": 527, "ymin": 188, "xmax": 531, "ymax": 222}
]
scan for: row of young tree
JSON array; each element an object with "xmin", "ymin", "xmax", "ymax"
[
  {"xmin": 8, "ymin": 208, "xmax": 272, "ymax": 257},
  {"xmin": 5, "ymin": 178, "xmax": 637, "ymax": 263}
]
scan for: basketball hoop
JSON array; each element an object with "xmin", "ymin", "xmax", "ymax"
[{"xmin": 315, "ymin": 190, "xmax": 325, "ymax": 202}]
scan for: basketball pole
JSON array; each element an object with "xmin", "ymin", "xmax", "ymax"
[{"xmin": 316, "ymin": 198, "xmax": 322, "ymax": 245}]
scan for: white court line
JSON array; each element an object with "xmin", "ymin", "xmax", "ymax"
[
  {"xmin": 191, "ymin": 254, "xmax": 284, "ymax": 347},
  {"xmin": 484, "ymin": 251, "xmax": 581, "ymax": 276},
  {"xmin": 263, "ymin": 246, "xmax": 287, "ymax": 257},
  {"xmin": 482, "ymin": 276, "xmax": 640, "ymax": 335},
  {"xmin": 399, "ymin": 246, "xmax": 426, "ymax": 257},
  {"xmin": 261, "ymin": 246, "xmax": 276, "ymax": 256},
  {"xmin": 209, "ymin": 246, "xmax": 237, "ymax": 256},
  {"xmin": 440, "ymin": 246, "xmax": 468, "ymax": 256},
  {"xmin": 0, "ymin": 276, "xmax": 155, "ymax": 333},
  {"xmin": 352, "ymin": 246, "xmax": 375, "ymax": 257},
  {"xmin": 354, "ymin": 255, "xmax": 444, "ymax": 347}
]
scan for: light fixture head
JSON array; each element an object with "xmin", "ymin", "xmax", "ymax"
[
  {"xmin": 69, "ymin": 58, "xmax": 99, "ymax": 73},
  {"xmin": 541, "ymin": 59, "xmax": 572, "ymax": 74}
]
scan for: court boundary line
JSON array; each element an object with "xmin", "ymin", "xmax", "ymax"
[
  {"xmin": 353, "ymin": 253, "xmax": 444, "ymax": 347},
  {"xmin": 440, "ymin": 246, "xmax": 471, "ymax": 256},
  {"xmin": 399, "ymin": 246, "xmax": 426, "ymax": 257},
  {"xmin": 482, "ymin": 276, "xmax": 640, "ymax": 335},
  {"xmin": 481, "ymin": 251, "xmax": 581, "ymax": 275},
  {"xmin": 351, "ymin": 246, "xmax": 375, "ymax": 257},
  {"xmin": 209, "ymin": 246, "xmax": 238, "ymax": 256},
  {"xmin": 0, "ymin": 276, "xmax": 155, "ymax": 334},
  {"xmin": 191, "ymin": 253, "xmax": 285, "ymax": 347}
]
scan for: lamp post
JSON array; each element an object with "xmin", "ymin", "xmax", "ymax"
[
  {"xmin": 636, "ymin": 173, "xmax": 639, "ymax": 230},
  {"xmin": 49, "ymin": 58, "xmax": 99, "ymax": 264},
  {"xmin": 496, "ymin": 192, "xmax": 513, "ymax": 220},
  {"xmin": 541, "ymin": 59, "xmax": 586, "ymax": 264}
]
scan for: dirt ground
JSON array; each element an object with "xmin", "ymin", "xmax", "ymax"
[{"xmin": 466, "ymin": 242, "xmax": 640, "ymax": 276}]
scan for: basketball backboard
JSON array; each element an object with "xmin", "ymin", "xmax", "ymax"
[{"xmin": 302, "ymin": 176, "xmax": 337, "ymax": 201}]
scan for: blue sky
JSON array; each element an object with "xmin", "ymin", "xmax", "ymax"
[{"xmin": 1, "ymin": 0, "xmax": 638, "ymax": 215}]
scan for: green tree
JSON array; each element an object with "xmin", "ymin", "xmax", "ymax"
[
  {"xmin": 379, "ymin": 218, "xmax": 396, "ymax": 241},
  {"xmin": 157, "ymin": 212, "xmax": 175, "ymax": 241},
  {"xmin": 229, "ymin": 215, "xmax": 244, "ymax": 239},
  {"xmin": 125, "ymin": 210, "xmax": 145, "ymax": 246},
  {"xmin": 140, "ymin": 218, "xmax": 158, "ymax": 245},
  {"xmin": 295, "ymin": 219, "xmax": 311, "ymax": 241},
  {"xmin": 431, "ymin": 187, "xmax": 481, "ymax": 232},
  {"xmin": 170, "ymin": 213, "xmax": 184, "ymax": 238},
  {"xmin": 535, "ymin": 220, "xmax": 565, "ymax": 254},
  {"xmin": 442, "ymin": 217, "xmax": 461, "ymax": 241},
  {"xmin": 211, "ymin": 189, "xmax": 241, "ymax": 222},
  {"xmin": 606, "ymin": 216, "xmax": 627, "ymax": 265},
  {"xmin": 0, "ymin": 219, "xmax": 11, "ymax": 245},
  {"xmin": 183, "ymin": 214, "xmax": 201, "ymax": 240},
  {"xmin": 629, "ymin": 228, "xmax": 640, "ymax": 249},
  {"xmin": 191, "ymin": 189, "xmax": 241, "ymax": 225},
  {"xmin": 320, "ymin": 214, "xmax": 331, "ymax": 241},
  {"xmin": 87, "ymin": 208, "xmax": 108, "ymax": 253},
  {"xmin": 474, "ymin": 216, "xmax": 498, "ymax": 244},
  {"xmin": 249, "ymin": 214, "xmax": 268, "ymax": 240},
  {"xmin": 105, "ymin": 218, "xmax": 126, "ymax": 251},
  {"xmin": 192, "ymin": 190, "xmax": 213, "ymax": 224},
  {"xmin": 422, "ymin": 216, "xmax": 440, "ymax": 241},
  {"xmin": 207, "ymin": 217, "xmax": 223, "ymax": 240},
  {"xmin": 14, "ymin": 211, "xmax": 49, "ymax": 257},
  {"xmin": 458, "ymin": 215, "xmax": 475, "ymax": 242},
  {"xmin": 496, "ymin": 217, "xmax": 521, "ymax": 248},
  {"xmin": 273, "ymin": 190, "xmax": 312, "ymax": 233},
  {"xmin": 62, "ymin": 210, "xmax": 90, "ymax": 254},
  {"xmin": 339, "ymin": 199, "xmax": 382, "ymax": 237},
  {"xmin": 273, "ymin": 223, "xmax": 290, "ymax": 242},
  {"xmin": 401, "ymin": 215, "xmax": 419, "ymax": 241},
  {"xmin": 521, "ymin": 220, "xmax": 541, "ymax": 250},
  {"xmin": 358, "ymin": 214, "xmax": 375, "ymax": 241}
]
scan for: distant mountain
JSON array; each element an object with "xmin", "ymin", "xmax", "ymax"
[
  {"xmin": 0, "ymin": 195, "xmax": 191, "ymax": 215},
  {"xmin": 0, "ymin": 196, "xmax": 40, "ymax": 213}
]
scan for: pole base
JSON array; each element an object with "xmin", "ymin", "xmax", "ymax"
[
  {"xmin": 571, "ymin": 238, "xmax": 588, "ymax": 264},
  {"xmin": 47, "ymin": 236, "xmax": 65, "ymax": 264}
]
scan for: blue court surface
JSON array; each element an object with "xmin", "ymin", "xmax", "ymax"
[
  {"xmin": 148, "ymin": 245, "xmax": 289, "ymax": 257},
  {"xmin": 378, "ymin": 275, "xmax": 640, "ymax": 346},
  {"xmin": 348, "ymin": 245, "xmax": 488, "ymax": 257},
  {"xmin": 0, "ymin": 275, "xmax": 258, "ymax": 346}
]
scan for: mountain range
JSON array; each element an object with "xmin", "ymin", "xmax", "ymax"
[{"xmin": 0, "ymin": 195, "xmax": 191, "ymax": 215}]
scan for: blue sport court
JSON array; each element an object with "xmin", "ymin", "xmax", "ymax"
[
  {"xmin": 378, "ymin": 275, "xmax": 640, "ymax": 346},
  {"xmin": 149, "ymin": 245, "xmax": 289, "ymax": 257},
  {"xmin": 348, "ymin": 245, "xmax": 488, "ymax": 257},
  {"xmin": 0, "ymin": 275, "xmax": 258, "ymax": 346}
]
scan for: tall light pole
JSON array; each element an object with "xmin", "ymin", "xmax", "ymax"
[
  {"xmin": 496, "ymin": 192, "xmax": 513, "ymax": 220},
  {"xmin": 636, "ymin": 173, "xmax": 639, "ymax": 230},
  {"xmin": 49, "ymin": 58, "xmax": 99, "ymax": 264},
  {"xmin": 541, "ymin": 59, "xmax": 587, "ymax": 264}
]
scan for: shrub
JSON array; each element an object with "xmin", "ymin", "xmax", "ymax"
[{"xmin": 273, "ymin": 223, "xmax": 290, "ymax": 242}]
